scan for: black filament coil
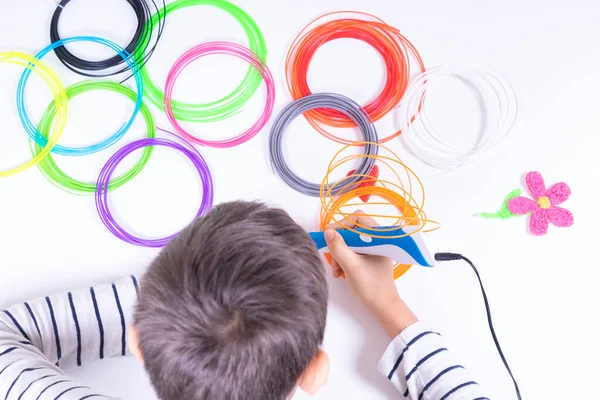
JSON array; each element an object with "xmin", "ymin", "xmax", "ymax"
[{"xmin": 49, "ymin": 0, "xmax": 165, "ymax": 79}]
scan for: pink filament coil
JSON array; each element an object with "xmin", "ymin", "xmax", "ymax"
[{"xmin": 164, "ymin": 41, "xmax": 275, "ymax": 148}]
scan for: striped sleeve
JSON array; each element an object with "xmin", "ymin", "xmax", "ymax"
[
  {"xmin": 378, "ymin": 322, "xmax": 489, "ymax": 400},
  {"xmin": 0, "ymin": 276, "xmax": 139, "ymax": 400}
]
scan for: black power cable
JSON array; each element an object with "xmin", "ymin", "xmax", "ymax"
[
  {"xmin": 49, "ymin": 0, "xmax": 166, "ymax": 80},
  {"xmin": 435, "ymin": 253, "xmax": 522, "ymax": 399}
]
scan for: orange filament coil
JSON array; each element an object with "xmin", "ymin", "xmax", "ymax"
[
  {"xmin": 319, "ymin": 143, "xmax": 439, "ymax": 279},
  {"xmin": 286, "ymin": 11, "xmax": 426, "ymax": 144}
]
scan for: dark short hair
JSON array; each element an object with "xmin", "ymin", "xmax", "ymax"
[{"xmin": 134, "ymin": 201, "xmax": 328, "ymax": 400}]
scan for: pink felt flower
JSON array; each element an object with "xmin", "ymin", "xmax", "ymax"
[{"xmin": 507, "ymin": 172, "xmax": 573, "ymax": 236}]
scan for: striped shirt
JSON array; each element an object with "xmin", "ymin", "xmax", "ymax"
[
  {"xmin": 378, "ymin": 322, "xmax": 489, "ymax": 399},
  {"xmin": 0, "ymin": 276, "xmax": 488, "ymax": 399},
  {"xmin": 0, "ymin": 276, "xmax": 137, "ymax": 399}
]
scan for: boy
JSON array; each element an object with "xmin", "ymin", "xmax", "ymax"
[{"xmin": 0, "ymin": 201, "xmax": 488, "ymax": 399}]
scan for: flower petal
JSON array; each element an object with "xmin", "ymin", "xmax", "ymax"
[
  {"xmin": 526, "ymin": 171, "xmax": 547, "ymax": 198},
  {"xmin": 529, "ymin": 208, "xmax": 549, "ymax": 236},
  {"xmin": 507, "ymin": 196, "xmax": 537, "ymax": 214},
  {"xmin": 547, "ymin": 206, "xmax": 574, "ymax": 228},
  {"xmin": 546, "ymin": 183, "xmax": 571, "ymax": 205}
]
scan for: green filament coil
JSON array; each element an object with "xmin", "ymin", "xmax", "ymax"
[
  {"xmin": 135, "ymin": 0, "xmax": 267, "ymax": 122},
  {"xmin": 34, "ymin": 80, "xmax": 155, "ymax": 195}
]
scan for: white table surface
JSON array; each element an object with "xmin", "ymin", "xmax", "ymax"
[{"xmin": 1, "ymin": 0, "xmax": 598, "ymax": 399}]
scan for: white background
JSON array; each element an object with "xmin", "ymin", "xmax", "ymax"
[{"xmin": 1, "ymin": 0, "xmax": 599, "ymax": 399}]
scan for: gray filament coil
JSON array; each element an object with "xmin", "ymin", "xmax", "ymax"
[{"xmin": 269, "ymin": 93, "xmax": 379, "ymax": 197}]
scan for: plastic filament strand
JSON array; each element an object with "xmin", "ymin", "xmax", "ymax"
[
  {"xmin": 0, "ymin": 52, "xmax": 67, "ymax": 178},
  {"xmin": 269, "ymin": 93, "xmax": 379, "ymax": 197},
  {"xmin": 164, "ymin": 41, "xmax": 275, "ymax": 148},
  {"xmin": 50, "ymin": 0, "xmax": 166, "ymax": 80},
  {"xmin": 398, "ymin": 63, "xmax": 519, "ymax": 171},
  {"xmin": 138, "ymin": 0, "xmax": 267, "ymax": 122},
  {"xmin": 17, "ymin": 36, "xmax": 144, "ymax": 156},
  {"xmin": 95, "ymin": 128, "xmax": 214, "ymax": 247},
  {"xmin": 319, "ymin": 142, "xmax": 439, "ymax": 278},
  {"xmin": 286, "ymin": 11, "xmax": 425, "ymax": 144},
  {"xmin": 34, "ymin": 80, "xmax": 155, "ymax": 195}
]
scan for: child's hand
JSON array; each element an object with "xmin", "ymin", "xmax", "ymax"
[
  {"xmin": 324, "ymin": 212, "xmax": 397, "ymax": 310},
  {"xmin": 324, "ymin": 211, "xmax": 418, "ymax": 338}
]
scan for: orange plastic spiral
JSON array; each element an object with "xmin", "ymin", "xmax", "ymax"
[
  {"xmin": 319, "ymin": 143, "xmax": 439, "ymax": 279},
  {"xmin": 286, "ymin": 11, "xmax": 425, "ymax": 145}
]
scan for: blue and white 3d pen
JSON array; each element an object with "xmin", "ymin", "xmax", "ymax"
[
  {"xmin": 309, "ymin": 226, "xmax": 435, "ymax": 267},
  {"xmin": 310, "ymin": 227, "xmax": 525, "ymax": 399}
]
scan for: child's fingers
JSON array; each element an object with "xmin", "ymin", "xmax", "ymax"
[
  {"xmin": 332, "ymin": 260, "xmax": 343, "ymax": 278},
  {"xmin": 325, "ymin": 229, "xmax": 360, "ymax": 270},
  {"xmin": 325, "ymin": 210, "xmax": 379, "ymax": 231},
  {"xmin": 329, "ymin": 261, "xmax": 340, "ymax": 275},
  {"xmin": 331, "ymin": 259, "xmax": 339, "ymax": 271},
  {"xmin": 325, "ymin": 220, "xmax": 353, "ymax": 230}
]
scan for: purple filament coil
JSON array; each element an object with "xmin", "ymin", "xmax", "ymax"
[{"xmin": 95, "ymin": 128, "xmax": 214, "ymax": 247}]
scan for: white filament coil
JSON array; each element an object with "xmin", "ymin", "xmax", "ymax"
[{"xmin": 398, "ymin": 63, "xmax": 519, "ymax": 172}]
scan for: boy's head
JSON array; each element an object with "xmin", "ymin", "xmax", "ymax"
[{"xmin": 128, "ymin": 201, "xmax": 329, "ymax": 400}]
